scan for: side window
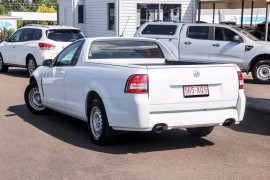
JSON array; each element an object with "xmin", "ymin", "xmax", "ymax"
[
  {"xmin": 55, "ymin": 40, "xmax": 84, "ymax": 66},
  {"xmin": 9, "ymin": 29, "xmax": 23, "ymax": 42},
  {"xmin": 33, "ymin": 29, "xmax": 42, "ymax": 40},
  {"xmin": 19, "ymin": 28, "xmax": 34, "ymax": 42},
  {"xmin": 215, "ymin": 27, "xmax": 238, "ymax": 41},
  {"xmin": 187, "ymin": 26, "xmax": 210, "ymax": 40}
]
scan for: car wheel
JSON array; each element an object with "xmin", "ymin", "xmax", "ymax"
[
  {"xmin": 186, "ymin": 126, "xmax": 214, "ymax": 137},
  {"xmin": 24, "ymin": 82, "xmax": 48, "ymax": 115},
  {"xmin": 88, "ymin": 98, "xmax": 116, "ymax": 145},
  {"xmin": 27, "ymin": 56, "xmax": 37, "ymax": 75},
  {"xmin": 252, "ymin": 60, "xmax": 270, "ymax": 83},
  {"xmin": 0, "ymin": 55, "xmax": 8, "ymax": 73}
]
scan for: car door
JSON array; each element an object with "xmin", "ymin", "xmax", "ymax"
[
  {"xmin": 41, "ymin": 41, "xmax": 84, "ymax": 109},
  {"xmin": 180, "ymin": 25, "xmax": 211, "ymax": 62},
  {"xmin": 16, "ymin": 28, "xmax": 35, "ymax": 66},
  {"xmin": 209, "ymin": 27, "xmax": 245, "ymax": 67},
  {"xmin": 1, "ymin": 29, "xmax": 23, "ymax": 64}
]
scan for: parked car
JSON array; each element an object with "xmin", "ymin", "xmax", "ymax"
[
  {"xmin": 135, "ymin": 22, "xmax": 270, "ymax": 83},
  {"xmin": 250, "ymin": 22, "xmax": 270, "ymax": 41},
  {"xmin": 24, "ymin": 37, "xmax": 246, "ymax": 145},
  {"xmin": 220, "ymin": 21, "xmax": 236, "ymax": 26},
  {"xmin": 0, "ymin": 24, "xmax": 84, "ymax": 75}
]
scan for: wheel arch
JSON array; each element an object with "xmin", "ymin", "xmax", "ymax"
[
  {"xmin": 86, "ymin": 91, "xmax": 104, "ymax": 120},
  {"xmin": 25, "ymin": 54, "xmax": 35, "ymax": 64},
  {"xmin": 29, "ymin": 76, "xmax": 37, "ymax": 84},
  {"xmin": 248, "ymin": 54, "xmax": 270, "ymax": 72}
]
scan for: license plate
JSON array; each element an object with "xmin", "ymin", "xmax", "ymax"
[{"xmin": 183, "ymin": 85, "xmax": 209, "ymax": 97}]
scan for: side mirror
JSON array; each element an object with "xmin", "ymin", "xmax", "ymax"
[
  {"xmin": 42, "ymin": 59, "xmax": 53, "ymax": 67},
  {"xmin": 232, "ymin": 35, "xmax": 243, "ymax": 43}
]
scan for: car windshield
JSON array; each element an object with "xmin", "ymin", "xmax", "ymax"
[
  {"xmin": 46, "ymin": 29, "xmax": 84, "ymax": 42},
  {"xmin": 232, "ymin": 26, "xmax": 259, "ymax": 41}
]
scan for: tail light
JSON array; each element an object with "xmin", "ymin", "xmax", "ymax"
[
  {"xmin": 38, "ymin": 43, "xmax": 55, "ymax": 50},
  {"xmin": 238, "ymin": 71, "xmax": 244, "ymax": 89},
  {"xmin": 125, "ymin": 74, "xmax": 148, "ymax": 93}
]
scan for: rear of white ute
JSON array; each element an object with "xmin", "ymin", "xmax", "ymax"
[{"xmin": 110, "ymin": 63, "xmax": 246, "ymax": 134}]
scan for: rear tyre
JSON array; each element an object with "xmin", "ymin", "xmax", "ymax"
[
  {"xmin": 88, "ymin": 98, "xmax": 116, "ymax": 145},
  {"xmin": 252, "ymin": 60, "xmax": 270, "ymax": 83},
  {"xmin": 186, "ymin": 126, "xmax": 214, "ymax": 137},
  {"xmin": 0, "ymin": 55, "xmax": 8, "ymax": 73},
  {"xmin": 24, "ymin": 82, "xmax": 48, "ymax": 115},
  {"xmin": 27, "ymin": 56, "xmax": 37, "ymax": 75}
]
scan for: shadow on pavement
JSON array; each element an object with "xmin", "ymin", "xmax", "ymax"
[
  {"xmin": 1, "ymin": 68, "xmax": 29, "ymax": 78},
  {"xmin": 230, "ymin": 109, "xmax": 270, "ymax": 136},
  {"xmin": 244, "ymin": 78, "xmax": 270, "ymax": 85},
  {"xmin": 7, "ymin": 104, "xmax": 214, "ymax": 154}
]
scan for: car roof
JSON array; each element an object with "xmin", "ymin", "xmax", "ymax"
[
  {"xmin": 85, "ymin": 37, "xmax": 160, "ymax": 41},
  {"xmin": 20, "ymin": 24, "xmax": 80, "ymax": 30},
  {"xmin": 141, "ymin": 21, "xmax": 235, "ymax": 28}
]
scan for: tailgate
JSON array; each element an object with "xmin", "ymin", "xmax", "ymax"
[{"xmin": 147, "ymin": 64, "xmax": 239, "ymax": 112}]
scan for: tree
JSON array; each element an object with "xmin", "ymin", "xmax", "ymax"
[
  {"xmin": 0, "ymin": 4, "xmax": 5, "ymax": 15},
  {"xmin": 0, "ymin": 27, "xmax": 15, "ymax": 42},
  {"xmin": 36, "ymin": 4, "xmax": 56, "ymax": 13}
]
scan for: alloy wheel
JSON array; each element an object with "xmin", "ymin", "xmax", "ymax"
[{"xmin": 28, "ymin": 59, "xmax": 36, "ymax": 74}]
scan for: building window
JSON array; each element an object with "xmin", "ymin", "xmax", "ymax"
[
  {"xmin": 137, "ymin": 4, "xmax": 181, "ymax": 27},
  {"xmin": 161, "ymin": 4, "xmax": 181, "ymax": 22},
  {"xmin": 108, "ymin": 3, "xmax": 115, "ymax": 30},
  {"xmin": 137, "ymin": 4, "xmax": 159, "ymax": 27},
  {"xmin": 78, "ymin": 5, "xmax": 84, "ymax": 23}
]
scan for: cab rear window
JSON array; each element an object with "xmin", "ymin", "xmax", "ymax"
[
  {"xmin": 46, "ymin": 29, "xmax": 84, "ymax": 42},
  {"xmin": 142, "ymin": 25, "xmax": 177, "ymax": 35},
  {"xmin": 89, "ymin": 40, "xmax": 164, "ymax": 59},
  {"xmin": 187, "ymin": 26, "xmax": 210, "ymax": 40}
]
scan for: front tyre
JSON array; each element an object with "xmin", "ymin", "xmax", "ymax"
[
  {"xmin": 88, "ymin": 99, "xmax": 116, "ymax": 145},
  {"xmin": 252, "ymin": 60, "xmax": 270, "ymax": 83},
  {"xmin": 0, "ymin": 55, "xmax": 8, "ymax": 73},
  {"xmin": 186, "ymin": 126, "xmax": 214, "ymax": 137},
  {"xmin": 27, "ymin": 56, "xmax": 37, "ymax": 75},
  {"xmin": 24, "ymin": 82, "xmax": 47, "ymax": 115}
]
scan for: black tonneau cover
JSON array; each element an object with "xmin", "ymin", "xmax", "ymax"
[{"xmin": 134, "ymin": 59, "xmax": 225, "ymax": 66}]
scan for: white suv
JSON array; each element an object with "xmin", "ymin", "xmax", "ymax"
[{"xmin": 0, "ymin": 24, "xmax": 84, "ymax": 74}]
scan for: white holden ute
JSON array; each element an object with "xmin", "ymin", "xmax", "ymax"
[{"xmin": 24, "ymin": 37, "xmax": 246, "ymax": 145}]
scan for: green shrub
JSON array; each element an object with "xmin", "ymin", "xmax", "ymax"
[{"xmin": 0, "ymin": 27, "xmax": 15, "ymax": 42}]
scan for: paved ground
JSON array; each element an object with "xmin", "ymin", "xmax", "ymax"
[
  {"xmin": 243, "ymin": 73, "xmax": 270, "ymax": 114},
  {"xmin": 0, "ymin": 69, "xmax": 270, "ymax": 180}
]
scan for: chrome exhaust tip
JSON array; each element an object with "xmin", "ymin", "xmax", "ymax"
[
  {"xmin": 152, "ymin": 124, "xmax": 168, "ymax": 133},
  {"xmin": 222, "ymin": 119, "xmax": 235, "ymax": 127}
]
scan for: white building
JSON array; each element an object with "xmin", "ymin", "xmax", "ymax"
[
  {"xmin": 57, "ymin": 0, "xmax": 196, "ymax": 37},
  {"xmin": 9, "ymin": 12, "xmax": 57, "ymax": 21}
]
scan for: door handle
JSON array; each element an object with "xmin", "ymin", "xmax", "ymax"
[
  {"xmin": 212, "ymin": 43, "xmax": 220, "ymax": 47},
  {"xmin": 184, "ymin": 41, "xmax": 191, "ymax": 45}
]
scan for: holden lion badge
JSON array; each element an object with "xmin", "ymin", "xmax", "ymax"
[{"xmin": 193, "ymin": 70, "xmax": 200, "ymax": 78}]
